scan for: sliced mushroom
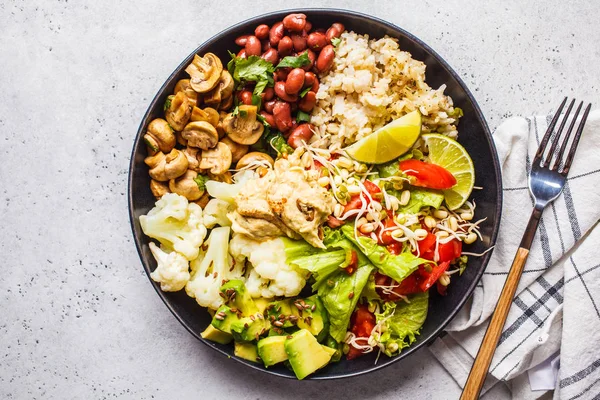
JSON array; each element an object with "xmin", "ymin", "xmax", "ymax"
[
  {"xmin": 194, "ymin": 191, "xmax": 210, "ymax": 208},
  {"xmin": 204, "ymin": 70, "xmax": 234, "ymax": 109},
  {"xmin": 220, "ymin": 136, "xmax": 249, "ymax": 163},
  {"xmin": 199, "ymin": 142, "xmax": 232, "ymax": 175},
  {"xmin": 181, "ymin": 121, "xmax": 219, "ymax": 150},
  {"xmin": 174, "ymin": 79, "xmax": 198, "ymax": 107},
  {"xmin": 191, "ymin": 106, "xmax": 219, "ymax": 127},
  {"xmin": 144, "ymin": 118, "xmax": 175, "ymax": 154},
  {"xmin": 216, "ymin": 111, "xmax": 228, "ymax": 139},
  {"xmin": 145, "ymin": 149, "xmax": 189, "ymax": 181},
  {"xmin": 236, "ymin": 152, "xmax": 275, "ymax": 170},
  {"xmin": 223, "ymin": 105, "xmax": 265, "ymax": 145},
  {"xmin": 183, "ymin": 146, "xmax": 202, "ymax": 172},
  {"xmin": 208, "ymin": 171, "xmax": 233, "ymax": 184},
  {"xmin": 169, "ymin": 170, "xmax": 204, "ymax": 201},
  {"xmin": 185, "ymin": 53, "xmax": 222, "ymax": 93},
  {"xmin": 175, "ymin": 131, "xmax": 188, "ymax": 146},
  {"xmin": 150, "ymin": 179, "xmax": 171, "ymax": 199},
  {"xmin": 165, "ymin": 92, "xmax": 192, "ymax": 131},
  {"xmin": 219, "ymin": 94, "xmax": 233, "ymax": 111}
]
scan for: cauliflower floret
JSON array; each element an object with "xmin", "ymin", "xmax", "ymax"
[
  {"xmin": 229, "ymin": 233, "xmax": 307, "ymax": 298},
  {"xmin": 140, "ymin": 193, "xmax": 207, "ymax": 260},
  {"xmin": 203, "ymin": 198, "xmax": 232, "ymax": 228},
  {"xmin": 148, "ymin": 242, "xmax": 190, "ymax": 292},
  {"xmin": 185, "ymin": 227, "xmax": 245, "ymax": 310}
]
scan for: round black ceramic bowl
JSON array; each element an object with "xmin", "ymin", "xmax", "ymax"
[{"xmin": 128, "ymin": 8, "xmax": 502, "ymax": 380}]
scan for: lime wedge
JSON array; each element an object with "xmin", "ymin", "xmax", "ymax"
[
  {"xmin": 345, "ymin": 111, "xmax": 422, "ymax": 164},
  {"xmin": 421, "ymin": 133, "xmax": 475, "ymax": 210}
]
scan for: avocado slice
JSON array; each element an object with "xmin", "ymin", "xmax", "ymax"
[
  {"xmin": 211, "ymin": 305, "xmax": 241, "ymax": 334},
  {"xmin": 293, "ymin": 295, "xmax": 330, "ymax": 342},
  {"xmin": 284, "ymin": 329, "xmax": 334, "ymax": 380},
  {"xmin": 234, "ymin": 342, "xmax": 260, "ymax": 363},
  {"xmin": 230, "ymin": 312, "xmax": 270, "ymax": 342},
  {"xmin": 257, "ymin": 336, "xmax": 288, "ymax": 367},
  {"xmin": 220, "ymin": 280, "xmax": 258, "ymax": 315},
  {"xmin": 324, "ymin": 335, "xmax": 342, "ymax": 363},
  {"xmin": 254, "ymin": 297, "xmax": 270, "ymax": 313},
  {"xmin": 265, "ymin": 299, "xmax": 295, "ymax": 329},
  {"xmin": 200, "ymin": 324, "xmax": 233, "ymax": 345}
]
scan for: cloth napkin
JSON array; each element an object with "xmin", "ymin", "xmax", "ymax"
[{"xmin": 429, "ymin": 110, "xmax": 600, "ymax": 399}]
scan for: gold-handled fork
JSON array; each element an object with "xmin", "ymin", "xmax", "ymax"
[{"xmin": 460, "ymin": 98, "xmax": 592, "ymax": 400}]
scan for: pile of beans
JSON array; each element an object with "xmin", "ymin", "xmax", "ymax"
[{"xmin": 233, "ymin": 13, "xmax": 345, "ymax": 148}]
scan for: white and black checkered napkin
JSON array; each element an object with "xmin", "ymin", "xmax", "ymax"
[{"xmin": 429, "ymin": 110, "xmax": 600, "ymax": 400}]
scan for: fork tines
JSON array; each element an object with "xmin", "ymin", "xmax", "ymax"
[{"xmin": 533, "ymin": 97, "xmax": 592, "ymax": 175}]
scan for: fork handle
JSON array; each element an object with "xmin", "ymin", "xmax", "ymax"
[{"xmin": 460, "ymin": 208, "xmax": 541, "ymax": 400}]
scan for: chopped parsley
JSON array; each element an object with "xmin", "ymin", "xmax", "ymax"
[
  {"xmin": 276, "ymin": 52, "xmax": 311, "ymax": 69},
  {"xmin": 299, "ymin": 87, "xmax": 311, "ymax": 98},
  {"xmin": 227, "ymin": 52, "xmax": 275, "ymax": 96},
  {"xmin": 296, "ymin": 110, "xmax": 311, "ymax": 123}
]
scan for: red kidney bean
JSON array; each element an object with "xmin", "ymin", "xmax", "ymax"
[
  {"xmin": 255, "ymin": 24, "xmax": 270, "ymax": 40},
  {"xmin": 304, "ymin": 71, "xmax": 316, "ymax": 88},
  {"xmin": 274, "ymin": 81, "xmax": 298, "ymax": 102},
  {"xmin": 245, "ymin": 35, "xmax": 261, "ymax": 57},
  {"xmin": 235, "ymin": 35, "xmax": 249, "ymax": 46},
  {"xmin": 278, "ymin": 36, "xmax": 293, "ymax": 56},
  {"xmin": 259, "ymin": 111, "xmax": 276, "ymax": 127},
  {"xmin": 311, "ymin": 78, "xmax": 319, "ymax": 93},
  {"xmin": 274, "ymin": 68, "xmax": 290, "ymax": 82},
  {"xmin": 285, "ymin": 68, "xmax": 305, "ymax": 95},
  {"xmin": 261, "ymin": 48, "xmax": 279, "ymax": 65},
  {"xmin": 301, "ymin": 49, "xmax": 316, "ymax": 72},
  {"xmin": 269, "ymin": 22, "xmax": 285, "ymax": 47},
  {"xmin": 282, "ymin": 13, "xmax": 306, "ymax": 32},
  {"xmin": 273, "ymin": 101, "xmax": 293, "ymax": 132},
  {"xmin": 264, "ymin": 99, "xmax": 276, "ymax": 113},
  {"xmin": 307, "ymin": 32, "xmax": 328, "ymax": 51},
  {"xmin": 238, "ymin": 90, "xmax": 253, "ymax": 105},
  {"xmin": 288, "ymin": 123, "xmax": 315, "ymax": 148},
  {"xmin": 298, "ymin": 91, "xmax": 317, "ymax": 112},
  {"xmin": 237, "ymin": 49, "xmax": 247, "ymax": 58},
  {"xmin": 263, "ymin": 87, "xmax": 275, "ymax": 101},
  {"xmin": 262, "ymin": 40, "xmax": 271, "ymax": 51},
  {"xmin": 304, "ymin": 21, "xmax": 312, "ymax": 32},
  {"xmin": 316, "ymin": 45, "xmax": 334, "ymax": 73},
  {"xmin": 326, "ymin": 23, "xmax": 345, "ymax": 43},
  {"xmin": 291, "ymin": 32, "xmax": 307, "ymax": 52}
]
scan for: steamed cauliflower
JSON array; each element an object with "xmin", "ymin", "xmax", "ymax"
[
  {"xmin": 203, "ymin": 198, "xmax": 232, "ymax": 228},
  {"xmin": 148, "ymin": 242, "xmax": 190, "ymax": 292},
  {"xmin": 229, "ymin": 233, "xmax": 307, "ymax": 298},
  {"xmin": 139, "ymin": 193, "xmax": 207, "ymax": 260},
  {"xmin": 185, "ymin": 227, "xmax": 245, "ymax": 310}
]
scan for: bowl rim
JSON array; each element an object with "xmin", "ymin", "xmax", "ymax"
[{"xmin": 128, "ymin": 7, "xmax": 503, "ymax": 380}]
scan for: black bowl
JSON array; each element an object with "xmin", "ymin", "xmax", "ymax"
[{"xmin": 128, "ymin": 8, "xmax": 502, "ymax": 379}]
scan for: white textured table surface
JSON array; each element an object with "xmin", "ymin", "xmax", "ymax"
[{"xmin": 2, "ymin": 1, "xmax": 598, "ymax": 399}]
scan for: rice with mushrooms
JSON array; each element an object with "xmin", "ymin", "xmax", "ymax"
[{"xmin": 311, "ymin": 32, "xmax": 461, "ymax": 150}]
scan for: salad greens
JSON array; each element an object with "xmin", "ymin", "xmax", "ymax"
[
  {"xmin": 376, "ymin": 291, "xmax": 429, "ymax": 356},
  {"xmin": 340, "ymin": 225, "xmax": 431, "ymax": 284}
]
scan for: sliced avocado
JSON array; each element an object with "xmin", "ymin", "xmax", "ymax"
[
  {"xmin": 230, "ymin": 312, "xmax": 270, "ymax": 342},
  {"xmin": 254, "ymin": 297, "xmax": 270, "ymax": 314},
  {"xmin": 257, "ymin": 336, "xmax": 288, "ymax": 367},
  {"xmin": 211, "ymin": 305, "xmax": 241, "ymax": 334},
  {"xmin": 220, "ymin": 280, "xmax": 258, "ymax": 315},
  {"xmin": 321, "ymin": 345, "xmax": 337, "ymax": 357},
  {"xmin": 284, "ymin": 329, "xmax": 333, "ymax": 380},
  {"xmin": 234, "ymin": 342, "xmax": 260, "ymax": 363},
  {"xmin": 266, "ymin": 299, "xmax": 295, "ymax": 328},
  {"xmin": 201, "ymin": 324, "xmax": 233, "ymax": 345},
  {"xmin": 293, "ymin": 295, "xmax": 330, "ymax": 342}
]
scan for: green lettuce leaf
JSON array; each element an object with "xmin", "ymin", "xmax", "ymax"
[
  {"xmin": 396, "ymin": 188, "xmax": 444, "ymax": 214},
  {"xmin": 318, "ymin": 262, "xmax": 374, "ymax": 342},
  {"xmin": 340, "ymin": 225, "xmax": 430, "ymax": 284},
  {"xmin": 376, "ymin": 291, "xmax": 429, "ymax": 355}
]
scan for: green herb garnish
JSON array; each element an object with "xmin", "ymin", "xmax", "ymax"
[
  {"xmin": 193, "ymin": 174, "xmax": 209, "ymax": 191},
  {"xmin": 276, "ymin": 52, "xmax": 311, "ymax": 69},
  {"xmin": 296, "ymin": 110, "xmax": 311, "ymax": 123},
  {"xmin": 163, "ymin": 96, "xmax": 173, "ymax": 111},
  {"xmin": 331, "ymin": 37, "xmax": 342, "ymax": 48},
  {"xmin": 299, "ymin": 87, "xmax": 311, "ymax": 98},
  {"xmin": 228, "ymin": 54, "xmax": 275, "ymax": 96}
]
